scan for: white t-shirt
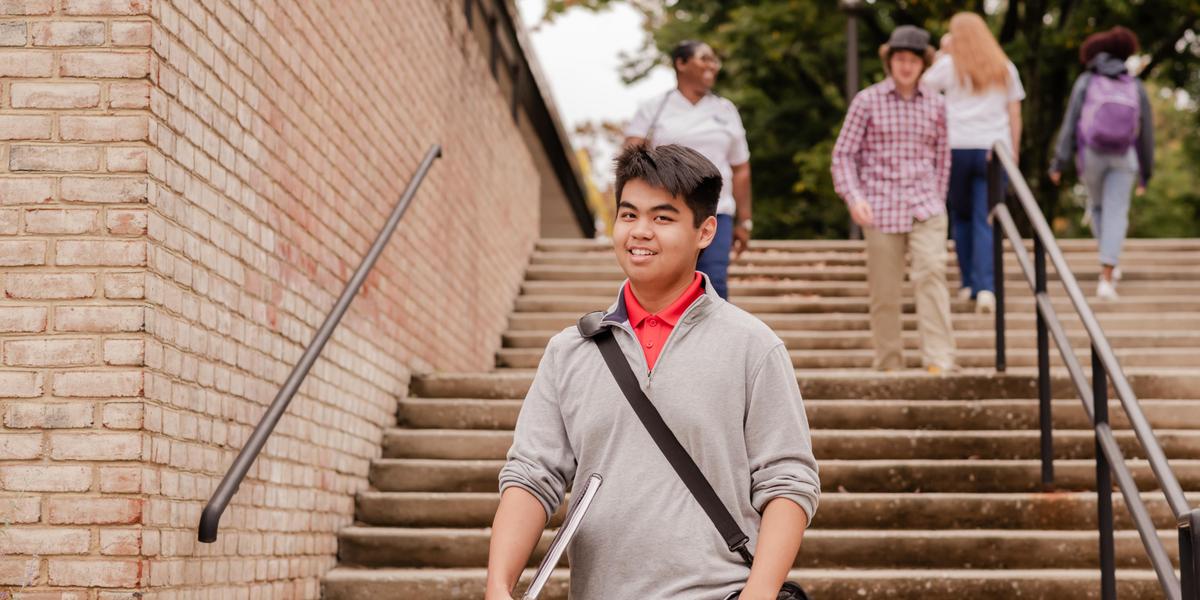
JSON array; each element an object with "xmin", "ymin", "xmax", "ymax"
[
  {"xmin": 625, "ymin": 90, "xmax": 750, "ymax": 216},
  {"xmin": 923, "ymin": 55, "xmax": 1026, "ymax": 151}
]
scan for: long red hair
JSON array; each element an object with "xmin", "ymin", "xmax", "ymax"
[{"xmin": 947, "ymin": 12, "xmax": 1010, "ymax": 91}]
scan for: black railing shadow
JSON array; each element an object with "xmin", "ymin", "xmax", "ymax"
[
  {"xmin": 198, "ymin": 144, "xmax": 442, "ymax": 543},
  {"xmin": 987, "ymin": 144, "xmax": 1200, "ymax": 600}
]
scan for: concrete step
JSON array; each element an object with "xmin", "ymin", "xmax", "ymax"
[
  {"xmin": 397, "ymin": 398, "xmax": 524, "ymax": 430},
  {"xmin": 494, "ymin": 346, "xmax": 1200, "ymax": 370},
  {"xmin": 806, "ymin": 399, "xmax": 1200, "ymax": 431},
  {"xmin": 501, "ymin": 328, "xmax": 1200, "ymax": 351},
  {"xmin": 411, "ymin": 370, "xmax": 1200, "ymax": 401},
  {"xmin": 533, "ymin": 249, "xmax": 870, "ymax": 267},
  {"xmin": 511, "ymin": 293, "xmax": 1200, "ymax": 315},
  {"xmin": 525, "ymin": 263, "xmax": 1200, "ymax": 282},
  {"xmin": 379, "ymin": 428, "xmax": 1200, "ymax": 461},
  {"xmin": 521, "ymin": 278, "xmax": 1200, "ymax": 298},
  {"xmin": 356, "ymin": 490, "xmax": 1200, "ymax": 530},
  {"xmin": 322, "ymin": 566, "xmax": 1164, "ymax": 600},
  {"xmin": 530, "ymin": 249, "xmax": 1200, "ymax": 269},
  {"xmin": 505, "ymin": 311, "xmax": 1200, "ymax": 332},
  {"xmin": 396, "ymin": 398, "xmax": 1200, "ymax": 432},
  {"xmin": 367, "ymin": 458, "xmax": 1200, "ymax": 493},
  {"xmin": 336, "ymin": 526, "xmax": 1180, "ymax": 569},
  {"xmin": 535, "ymin": 236, "xmax": 1200, "ymax": 253}
]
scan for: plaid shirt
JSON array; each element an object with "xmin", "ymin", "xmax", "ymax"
[{"xmin": 831, "ymin": 78, "xmax": 950, "ymax": 234}]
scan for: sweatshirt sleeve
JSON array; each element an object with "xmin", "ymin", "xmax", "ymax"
[
  {"xmin": 1050, "ymin": 74, "xmax": 1090, "ymax": 175},
  {"xmin": 498, "ymin": 337, "xmax": 576, "ymax": 522},
  {"xmin": 1136, "ymin": 81, "xmax": 1155, "ymax": 184},
  {"xmin": 744, "ymin": 343, "xmax": 820, "ymax": 522}
]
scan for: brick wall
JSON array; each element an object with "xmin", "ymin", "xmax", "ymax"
[{"xmin": 0, "ymin": 0, "xmax": 542, "ymax": 597}]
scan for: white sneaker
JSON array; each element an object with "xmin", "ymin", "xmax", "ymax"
[
  {"xmin": 975, "ymin": 290, "xmax": 996, "ymax": 314},
  {"xmin": 1097, "ymin": 277, "xmax": 1119, "ymax": 301},
  {"xmin": 957, "ymin": 287, "xmax": 973, "ymax": 302}
]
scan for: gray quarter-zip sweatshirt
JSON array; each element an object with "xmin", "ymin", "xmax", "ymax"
[{"xmin": 499, "ymin": 275, "xmax": 820, "ymax": 599}]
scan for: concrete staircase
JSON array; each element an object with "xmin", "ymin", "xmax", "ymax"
[{"xmin": 324, "ymin": 238, "xmax": 1200, "ymax": 599}]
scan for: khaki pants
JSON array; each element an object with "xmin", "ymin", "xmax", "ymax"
[{"xmin": 863, "ymin": 214, "xmax": 956, "ymax": 370}]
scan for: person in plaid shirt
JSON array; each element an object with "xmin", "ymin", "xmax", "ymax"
[{"xmin": 831, "ymin": 25, "xmax": 956, "ymax": 373}]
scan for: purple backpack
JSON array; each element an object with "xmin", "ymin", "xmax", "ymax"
[{"xmin": 1078, "ymin": 73, "xmax": 1141, "ymax": 154}]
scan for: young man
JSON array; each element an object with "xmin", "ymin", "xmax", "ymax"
[
  {"xmin": 831, "ymin": 25, "xmax": 957, "ymax": 373},
  {"xmin": 486, "ymin": 144, "xmax": 819, "ymax": 599}
]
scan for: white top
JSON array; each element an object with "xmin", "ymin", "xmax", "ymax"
[
  {"xmin": 625, "ymin": 90, "xmax": 750, "ymax": 216},
  {"xmin": 923, "ymin": 55, "xmax": 1026, "ymax": 151}
]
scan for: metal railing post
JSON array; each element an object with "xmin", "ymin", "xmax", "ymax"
[
  {"xmin": 1182, "ymin": 509, "xmax": 1200, "ymax": 599},
  {"xmin": 988, "ymin": 153, "xmax": 1006, "ymax": 372},
  {"xmin": 1094, "ymin": 345, "xmax": 1116, "ymax": 600},
  {"xmin": 1035, "ymin": 237, "xmax": 1053, "ymax": 489}
]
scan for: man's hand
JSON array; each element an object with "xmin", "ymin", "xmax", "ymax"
[
  {"xmin": 732, "ymin": 224, "xmax": 750, "ymax": 259},
  {"xmin": 1048, "ymin": 170, "xmax": 1062, "ymax": 186},
  {"xmin": 849, "ymin": 200, "xmax": 874, "ymax": 228},
  {"xmin": 1136, "ymin": 184, "xmax": 1146, "ymax": 197}
]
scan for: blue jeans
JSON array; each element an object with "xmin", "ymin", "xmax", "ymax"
[
  {"xmin": 1082, "ymin": 146, "xmax": 1137, "ymax": 267},
  {"xmin": 697, "ymin": 214, "xmax": 733, "ymax": 299},
  {"xmin": 948, "ymin": 149, "xmax": 999, "ymax": 296}
]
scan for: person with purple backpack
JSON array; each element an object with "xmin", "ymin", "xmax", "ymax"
[{"xmin": 1049, "ymin": 26, "xmax": 1154, "ymax": 300}]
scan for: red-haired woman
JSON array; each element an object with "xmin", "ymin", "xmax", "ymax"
[{"xmin": 923, "ymin": 12, "xmax": 1025, "ymax": 315}]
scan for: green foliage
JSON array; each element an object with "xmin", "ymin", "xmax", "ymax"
[
  {"xmin": 548, "ymin": 0, "xmax": 1200, "ymax": 238},
  {"xmin": 1129, "ymin": 86, "xmax": 1200, "ymax": 237}
]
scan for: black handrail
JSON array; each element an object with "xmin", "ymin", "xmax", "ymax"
[
  {"xmin": 197, "ymin": 144, "xmax": 443, "ymax": 543},
  {"xmin": 987, "ymin": 144, "xmax": 1199, "ymax": 600}
]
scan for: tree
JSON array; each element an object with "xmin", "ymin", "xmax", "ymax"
[{"xmin": 545, "ymin": 1, "xmax": 1200, "ymax": 238}]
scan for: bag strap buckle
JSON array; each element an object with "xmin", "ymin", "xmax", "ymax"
[{"xmin": 730, "ymin": 535, "xmax": 754, "ymax": 566}]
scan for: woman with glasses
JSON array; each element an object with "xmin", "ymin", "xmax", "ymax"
[{"xmin": 624, "ymin": 41, "xmax": 752, "ymax": 300}]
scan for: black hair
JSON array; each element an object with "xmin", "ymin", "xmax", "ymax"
[
  {"xmin": 613, "ymin": 144, "xmax": 721, "ymax": 227},
  {"xmin": 670, "ymin": 40, "xmax": 704, "ymax": 72},
  {"xmin": 1080, "ymin": 26, "xmax": 1140, "ymax": 64}
]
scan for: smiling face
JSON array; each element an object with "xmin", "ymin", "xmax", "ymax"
[
  {"xmin": 675, "ymin": 43, "xmax": 721, "ymax": 92},
  {"xmin": 889, "ymin": 49, "xmax": 926, "ymax": 89},
  {"xmin": 612, "ymin": 179, "xmax": 716, "ymax": 290}
]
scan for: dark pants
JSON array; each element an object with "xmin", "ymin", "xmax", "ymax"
[
  {"xmin": 697, "ymin": 214, "xmax": 733, "ymax": 299},
  {"xmin": 948, "ymin": 149, "xmax": 1001, "ymax": 296}
]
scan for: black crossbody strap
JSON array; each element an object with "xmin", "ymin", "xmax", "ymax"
[{"xmin": 593, "ymin": 328, "xmax": 754, "ymax": 566}]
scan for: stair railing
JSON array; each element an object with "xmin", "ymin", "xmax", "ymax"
[
  {"xmin": 987, "ymin": 144, "xmax": 1199, "ymax": 599},
  {"xmin": 197, "ymin": 144, "xmax": 442, "ymax": 543}
]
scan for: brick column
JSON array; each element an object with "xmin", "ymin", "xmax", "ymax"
[
  {"xmin": 2, "ymin": 0, "xmax": 545, "ymax": 596},
  {"xmin": 0, "ymin": 0, "xmax": 153, "ymax": 594}
]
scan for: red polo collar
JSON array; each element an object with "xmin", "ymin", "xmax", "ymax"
[{"xmin": 623, "ymin": 272, "xmax": 705, "ymax": 328}]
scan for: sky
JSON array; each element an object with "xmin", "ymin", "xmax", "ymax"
[{"xmin": 515, "ymin": 0, "xmax": 674, "ymax": 134}]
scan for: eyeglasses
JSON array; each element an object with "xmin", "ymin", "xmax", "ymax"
[{"xmin": 696, "ymin": 54, "xmax": 723, "ymax": 68}]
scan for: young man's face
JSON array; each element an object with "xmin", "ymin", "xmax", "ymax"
[
  {"xmin": 612, "ymin": 179, "xmax": 716, "ymax": 289},
  {"xmin": 889, "ymin": 50, "xmax": 925, "ymax": 88}
]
